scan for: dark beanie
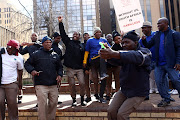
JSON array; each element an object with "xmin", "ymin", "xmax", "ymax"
[
  {"xmin": 112, "ymin": 30, "xmax": 120, "ymax": 40},
  {"xmin": 42, "ymin": 36, "xmax": 52, "ymax": 44},
  {"xmin": 53, "ymin": 32, "xmax": 61, "ymax": 38},
  {"xmin": 123, "ymin": 31, "xmax": 139, "ymax": 42}
]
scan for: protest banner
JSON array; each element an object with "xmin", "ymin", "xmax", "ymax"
[{"xmin": 112, "ymin": 0, "xmax": 144, "ymax": 33}]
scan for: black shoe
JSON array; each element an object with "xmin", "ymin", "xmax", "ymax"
[
  {"xmin": 144, "ymin": 96, "xmax": 149, "ymax": 101},
  {"xmin": 35, "ymin": 104, "xmax": 38, "ymax": 107},
  {"xmin": 81, "ymin": 96, "xmax": 86, "ymax": 106},
  {"xmin": 85, "ymin": 97, "xmax": 92, "ymax": 103},
  {"xmin": 72, "ymin": 98, "xmax": 77, "ymax": 106},
  {"xmin": 170, "ymin": 97, "xmax": 175, "ymax": 102},
  {"xmin": 18, "ymin": 100, "xmax": 22, "ymax": 104},
  {"xmin": 99, "ymin": 97, "xmax": 107, "ymax": 103},
  {"xmin": 94, "ymin": 94, "xmax": 100, "ymax": 100},
  {"xmin": 157, "ymin": 100, "xmax": 170, "ymax": 107},
  {"xmin": 106, "ymin": 96, "xmax": 111, "ymax": 101},
  {"xmin": 58, "ymin": 101, "xmax": 62, "ymax": 104}
]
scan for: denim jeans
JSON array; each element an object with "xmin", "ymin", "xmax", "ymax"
[{"xmin": 155, "ymin": 64, "xmax": 180, "ymax": 102}]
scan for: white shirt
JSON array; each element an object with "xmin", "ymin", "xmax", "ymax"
[{"xmin": 1, "ymin": 48, "xmax": 24, "ymax": 84}]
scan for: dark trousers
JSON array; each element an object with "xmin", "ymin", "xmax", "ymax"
[{"xmin": 90, "ymin": 57, "xmax": 107, "ymax": 98}]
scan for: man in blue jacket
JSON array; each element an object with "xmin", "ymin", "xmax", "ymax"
[
  {"xmin": 142, "ymin": 17, "xmax": 180, "ymax": 107},
  {"xmin": 25, "ymin": 36, "xmax": 63, "ymax": 120},
  {"xmin": 100, "ymin": 31, "xmax": 151, "ymax": 120}
]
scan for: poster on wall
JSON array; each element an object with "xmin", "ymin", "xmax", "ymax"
[{"xmin": 112, "ymin": 0, "xmax": 144, "ymax": 33}]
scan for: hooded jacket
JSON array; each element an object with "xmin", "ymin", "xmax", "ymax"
[{"xmin": 25, "ymin": 47, "xmax": 63, "ymax": 86}]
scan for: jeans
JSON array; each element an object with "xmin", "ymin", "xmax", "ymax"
[
  {"xmin": 90, "ymin": 57, "xmax": 107, "ymax": 98},
  {"xmin": 155, "ymin": 64, "xmax": 180, "ymax": 102}
]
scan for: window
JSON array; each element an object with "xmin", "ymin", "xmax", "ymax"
[
  {"xmin": 146, "ymin": 0, "xmax": 152, "ymax": 22},
  {"xmin": 4, "ymin": 8, "xmax": 6, "ymax": 12},
  {"xmin": 0, "ymin": 20, "xmax": 1, "ymax": 24},
  {"xmin": 5, "ymin": 20, "xmax": 6, "ymax": 24},
  {"xmin": 0, "ymin": 14, "xmax": 1, "ymax": 18},
  {"xmin": 0, "ymin": 8, "xmax": 1, "ymax": 12}
]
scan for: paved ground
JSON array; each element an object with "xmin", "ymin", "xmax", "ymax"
[{"xmin": 17, "ymin": 93, "xmax": 180, "ymax": 112}]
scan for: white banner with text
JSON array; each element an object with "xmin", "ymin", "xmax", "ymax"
[{"xmin": 112, "ymin": 0, "xmax": 144, "ymax": 33}]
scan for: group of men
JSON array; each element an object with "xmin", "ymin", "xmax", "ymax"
[{"xmin": 0, "ymin": 16, "xmax": 180, "ymax": 120}]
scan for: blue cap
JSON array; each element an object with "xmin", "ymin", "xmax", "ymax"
[{"xmin": 42, "ymin": 36, "xmax": 52, "ymax": 44}]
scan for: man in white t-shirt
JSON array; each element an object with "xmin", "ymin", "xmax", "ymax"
[{"xmin": 0, "ymin": 40, "xmax": 24, "ymax": 120}]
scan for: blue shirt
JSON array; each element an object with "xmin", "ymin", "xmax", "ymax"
[
  {"xmin": 85, "ymin": 37, "xmax": 110, "ymax": 62},
  {"xmin": 139, "ymin": 32, "xmax": 155, "ymax": 61},
  {"xmin": 158, "ymin": 32, "xmax": 167, "ymax": 66}
]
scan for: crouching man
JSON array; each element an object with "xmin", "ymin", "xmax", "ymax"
[
  {"xmin": 25, "ymin": 36, "xmax": 63, "ymax": 120},
  {"xmin": 100, "ymin": 31, "xmax": 151, "ymax": 120}
]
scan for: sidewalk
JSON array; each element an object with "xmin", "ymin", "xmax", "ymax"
[{"xmin": 18, "ymin": 93, "xmax": 180, "ymax": 112}]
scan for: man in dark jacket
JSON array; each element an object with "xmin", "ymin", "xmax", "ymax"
[
  {"xmin": 142, "ymin": 17, "xmax": 180, "ymax": 107},
  {"xmin": 25, "ymin": 36, "xmax": 63, "ymax": 120},
  {"xmin": 58, "ymin": 16, "xmax": 86, "ymax": 106},
  {"xmin": 19, "ymin": 32, "xmax": 41, "ymax": 56},
  {"xmin": 100, "ymin": 31, "xmax": 151, "ymax": 120}
]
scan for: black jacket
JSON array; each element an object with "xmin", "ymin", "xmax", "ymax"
[
  {"xmin": 108, "ymin": 46, "xmax": 151, "ymax": 98},
  {"xmin": 19, "ymin": 42, "xmax": 42, "ymax": 57},
  {"xmin": 59, "ymin": 22, "xmax": 84, "ymax": 69},
  {"xmin": 52, "ymin": 42, "xmax": 63, "ymax": 59},
  {"xmin": 24, "ymin": 47, "xmax": 63, "ymax": 86}
]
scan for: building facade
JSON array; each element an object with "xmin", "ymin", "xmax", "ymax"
[
  {"xmin": 33, "ymin": 0, "xmax": 102, "ymax": 38},
  {"xmin": 109, "ymin": 0, "xmax": 180, "ymax": 33},
  {"xmin": 0, "ymin": 0, "xmax": 32, "ymax": 46}
]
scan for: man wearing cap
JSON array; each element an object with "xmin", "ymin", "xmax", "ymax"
[
  {"xmin": 25, "ymin": 36, "xmax": 63, "ymax": 120},
  {"xmin": 142, "ymin": 17, "xmax": 180, "ymax": 107},
  {"xmin": 83, "ymin": 27, "xmax": 110, "ymax": 103},
  {"xmin": 58, "ymin": 16, "xmax": 86, "ymax": 106},
  {"xmin": 100, "ymin": 31, "xmax": 151, "ymax": 120},
  {"xmin": 0, "ymin": 40, "xmax": 24, "ymax": 120},
  {"xmin": 106, "ymin": 31, "xmax": 123, "ymax": 101},
  {"xmin": 139, "ymin": 21, "xmax": 158, "ymax": 100}
]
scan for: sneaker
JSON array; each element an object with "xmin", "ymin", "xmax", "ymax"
[
  {"xmin": 106, "ymin": 96, "xmax": 111, "ymax": 101},
  {"xmin": 72, "ymin": 98, "xmax": 77, "ymax": 106},
  {"xmin": 72, "ymin": 102, "xmax": 77, "ymax": 106},
  {"xmin": 58, "ymin": 101, "xmax": 62, "ymax": 104},
  {"xmin": 94, "ymin": 94, "xmax": 100, "ymax": 100},
  {"xmin": 99, "ymin": 97, "xmax": 107, "ymax": 103},
  {"xmin": 81, "ymin": 101, "xmax": 86, "ymax": 106},
  {"xmin": 157, "ymin": 100, "xmax": 170, "ymax": 107},
  {"xmin": 155, "ymin": 90, "xmax": 159, "ymax": 94},
  {"xmin": 85, "ymin": 97, "xmax": 92, "ymax": 103},
  {"xmin": 172, "ymin": 90, "xmax": 178, "ymax": 95},
  {"xmin": 18, "ymin": 100, "xmax": 22, "ymax": 104},
  {"xmin": 170, "ymin": 97, "xmax": 175, "ymax": 102},
  {"xmin": 35, "ymin": 104, "xmax": 38, "ymax": 107},
  {"xmin": 149, "ymin": 89, "xmax": 154, "ymax": 94}
]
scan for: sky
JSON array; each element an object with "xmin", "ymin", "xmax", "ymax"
[{"xmin": 8, "ymin": 0, "xmax": 33, "ymax": 17}]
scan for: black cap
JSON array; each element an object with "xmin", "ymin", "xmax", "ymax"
[
  {"xmin": 53, "ymin": 32, "xmax": 61, "ymax": 38},
  {"xmin": 123, "ymin": 31, "xmax": 139, "ymax": 42},
  {"xmin": 112, "ymin": 30, "xmax": 121, "ymax": 40}
]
